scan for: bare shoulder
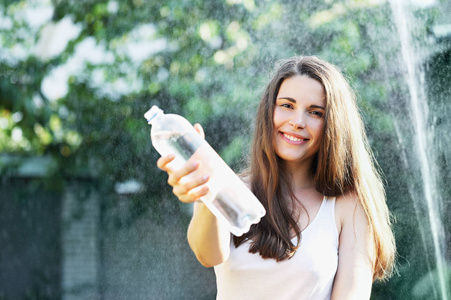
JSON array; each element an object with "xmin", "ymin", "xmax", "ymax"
[
  {"xmin": 336, "ymin": 192, "xmax": 359, "ymax": 212},
  {"xmin": 335, "ymin": 192, "xmax": 369, "ymax": 233}
]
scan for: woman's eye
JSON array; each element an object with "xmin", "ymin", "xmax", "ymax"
[
  {"xmin": 310, "ymin": 111, "xmax": 324, "ymax": 117},
  {"xmin": 281, "ymin": 103, "xmax": 292, "ymax": 109}
]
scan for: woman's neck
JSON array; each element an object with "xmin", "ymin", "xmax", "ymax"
[{"xmin": 282, "ymin": 159, "xmax": 316, "ymax": 191}]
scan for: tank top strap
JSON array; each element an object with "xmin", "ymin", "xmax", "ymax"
[
  {"xmin": 322, "ymin": 196, "xmax": 336, "ymax": 213},
  {"xmin": 317, "ymin": 196, "xmax": 339, "ymax": 244}
]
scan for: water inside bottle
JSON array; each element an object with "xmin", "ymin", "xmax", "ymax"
[
  {"xmin": 211, "ymin": 189, "xmax": 258, "ymax": 235},
  {"xmin": 152, "ymin": 131, "xmax": 203, "ymax": 162},
  {"xmin": 152, "ymin": 130, "xmax": 263, "ymax": 236}
]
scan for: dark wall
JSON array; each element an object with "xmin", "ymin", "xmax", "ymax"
[{"xmin": 0, "ymin": 178, "xmax": 62, "ymax": 299}]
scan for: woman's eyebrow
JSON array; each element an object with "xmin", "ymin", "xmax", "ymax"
[
  {"xmin": 277, "ymin": 97, "xmax": 325, "ymax": 110},
  {"xmin": 310, "ymin": 104, "xmax": 325, "ymax": 110},
  {"xmin": 276, "ymin": 97, "xmax": 296, "ymax": 103}
]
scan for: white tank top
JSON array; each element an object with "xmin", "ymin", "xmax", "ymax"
[{"xmin": 214, "ymin": 196, "xmax": 338, "ymax": 300}]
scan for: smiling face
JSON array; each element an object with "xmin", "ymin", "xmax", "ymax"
[{"xmin": 273, "ymin": 75, "xmax": 326, "ymax": 168}]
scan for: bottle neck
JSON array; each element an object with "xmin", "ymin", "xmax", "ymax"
[{"xmin": 148, "ymin": 111, "xmax": 164, "ymax": 125}]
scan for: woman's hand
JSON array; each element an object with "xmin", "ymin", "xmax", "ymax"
[{"xmin": 156, "ymin": 123, "xmax": 210, "ymax": 203}]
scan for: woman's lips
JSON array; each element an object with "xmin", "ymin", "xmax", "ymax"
[{"xmin": 280, "ymin": 132, "xmax": 308, "ymax": 144}]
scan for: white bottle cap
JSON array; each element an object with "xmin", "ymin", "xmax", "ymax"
[{"xmin": 144, "ymin": 105, "xmax": 163, "ymax": 124}]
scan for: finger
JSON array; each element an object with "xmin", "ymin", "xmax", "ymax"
[
  {"xmin": 173, "ymin": 174, "xmax": 210, "ymax": 196},
  {"xmin": 167, "ymin": 160, "xmax": 200, "ymax": 186},
  {"xmin": 177, "ymin": 185, "xmax": 210, "ymax": 203},
  {"xmin": 193, "ymin": 123, "xmax": 205, "ymax": 139},
  {"xmin": 157, "ymin": 154, "xmax": 175, "ymax": 171}
]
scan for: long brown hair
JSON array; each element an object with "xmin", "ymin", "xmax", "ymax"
[{"xmin": 235, "ymin": 56, "xmax": 396, "ymax": 281}]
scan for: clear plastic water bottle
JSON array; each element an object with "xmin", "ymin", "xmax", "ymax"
[{"xmin": 144, "ymin": 105, "xmax": 266, "ymax": 236}]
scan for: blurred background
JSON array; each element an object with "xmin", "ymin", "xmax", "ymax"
[{"xmin": 0, "ymin": 0, "xmax": 450, "ymax": 299}]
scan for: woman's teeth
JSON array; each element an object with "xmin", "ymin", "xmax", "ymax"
[{"xmin": 283, "ymin": 133, "xmax": 303, "ymax": 142}]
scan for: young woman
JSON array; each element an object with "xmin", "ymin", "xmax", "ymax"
[{"xmin": 157, "ymin": 56, "xmax": 396, "ymax": 299}]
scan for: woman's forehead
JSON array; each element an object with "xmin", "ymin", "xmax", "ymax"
[{"xmin": 277, "ymin": 76, "xmax": 326, "ymax": 107}]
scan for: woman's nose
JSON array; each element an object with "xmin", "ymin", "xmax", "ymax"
[{"xmin": 289, "ymin": 113, "xmax": 306, "ymax": 129}]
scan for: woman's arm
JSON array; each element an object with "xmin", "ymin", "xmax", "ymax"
[
  {"xmin": 157, "ymin": 123, "xmax": 230, "ymax": 267},
  {"xmin": 331, "ymin": 193, "xmax": 374, "ymax": 300},
  {"xmin": 187, "ymin": 202, "xmax": 231, "ymax": 267}
]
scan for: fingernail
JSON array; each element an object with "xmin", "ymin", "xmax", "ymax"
[{"xmin": 202, "ymin": 175, "xmax": 209, "ymax": 181}]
